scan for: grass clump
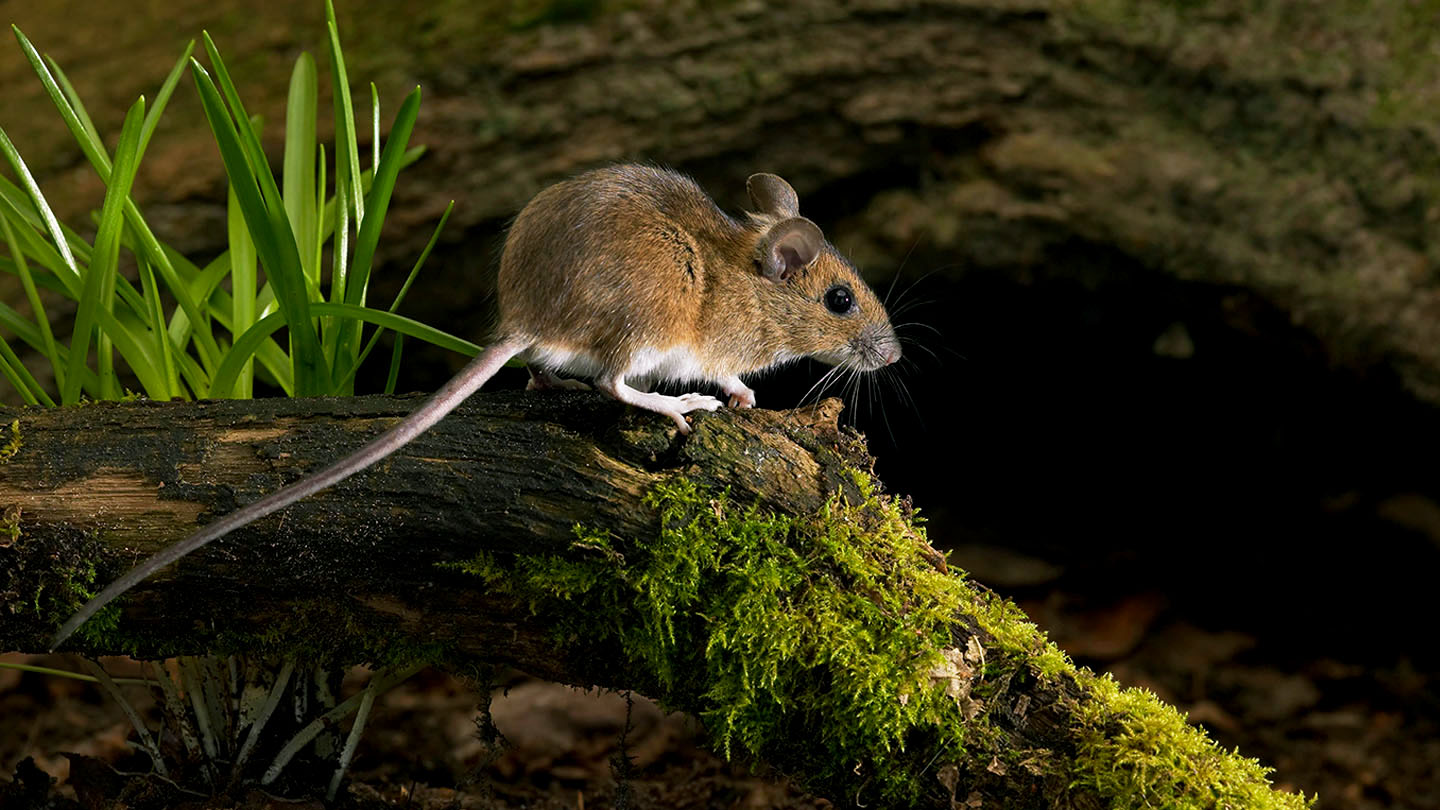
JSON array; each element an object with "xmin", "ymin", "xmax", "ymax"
[
  {"xmin": 0, "ymin": 1, "xmax": 475, "ymax": 410},
  {"xmin": 0, "ymin": 1, "xmax": 462, "ymax": 795}
]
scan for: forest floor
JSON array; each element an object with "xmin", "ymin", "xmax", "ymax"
[{"xmin": 3, "ymin": 552, "xmax": 1434, "ymax": 810}]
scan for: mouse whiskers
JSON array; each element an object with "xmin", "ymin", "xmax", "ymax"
[{"xmin": 798, "ymin": 362, "xmax": 846, "ymax": 408}]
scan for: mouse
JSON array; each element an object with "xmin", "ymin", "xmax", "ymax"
[{"xmin": 52, "ymin": 164, "xmax": 901, "ymax": 648}]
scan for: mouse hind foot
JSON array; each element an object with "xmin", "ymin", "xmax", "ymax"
[
  {"xmin": 527, "ymin": 366, "xmax": 592, "ymax": 391},
  {"xmin": 597, "ymin": 377, "xmax": 720, "ymax": 434}
]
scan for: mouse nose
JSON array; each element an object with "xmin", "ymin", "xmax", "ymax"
[{"xmin": 884, "ymin": 346, "xmax": 901, "ymax": 365}]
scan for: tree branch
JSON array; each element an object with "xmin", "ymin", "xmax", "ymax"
[{"xmin": 0, "ymin": 392, "xmax": 1306, "ymax": 809}]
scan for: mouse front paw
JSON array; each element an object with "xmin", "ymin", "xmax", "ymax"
[
  {"xmin": 727, "ymin": 389, "xmax": 755, "ymax": 409},
  {"xmin": 719, "ymin": 376, "xmax": 756, "ymax": 409}
]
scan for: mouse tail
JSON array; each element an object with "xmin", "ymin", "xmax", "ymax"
[{"xmin": 50, "ymin": 338, "xmax": 529, "ymax": 650}]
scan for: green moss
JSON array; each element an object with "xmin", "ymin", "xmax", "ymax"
[
  {"xmin": 451, "ymin": 473, "xmax": 1311, "ymax": 807},
  {"xmin": 66, "ymin": 572, "xmax": 122, "ymax": 650},
  {"xmin": 455, "ymin": 475, "xmax": 967, "ymax": 799},
  {"xmin": 1073, "ymin": 672, "xmax": 1314, "ymax": 809},
  {"xmin": 2, "ymin": 506, "xmax": 17, "ymax": 546},
  {"xmin": 11, "ymin": 540, "xmax": 121, "ymax": 650},
  {"xmin": 0, "ymin": 419, "xmax": 20, "ymax": 463}
]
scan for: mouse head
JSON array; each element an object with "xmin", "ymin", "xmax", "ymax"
[{"xmin": 747, "ymin": 173, "xmax": 900, "ymax": 371}]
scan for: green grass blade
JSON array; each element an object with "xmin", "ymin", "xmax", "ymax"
[
  {"xmin": 64, "ymin": 95, "xmax": 146, "ymax": 404},
  {"xmin": 180, "ymin": 250, "xmax": 229, "ymax": 305},
  {"xmin": 347, "ymin": 87, "xmax": 420, "ymax": 303},
  {"xmin": 0, "ymin": 197, "xmax": 80, "ymax": 297},
  {"xmin": 162, "ymin": 248, "xmax": 227, "ymax": 354},
  {"xmin": 283, "ymin": 52, "xmax": 319, "ymax": 289},
  {"xmin": 191, "ymin": 58, "xmax": 328, "ymax": 395},
  {"xmin": 14, "ymin": 28, "xmax": 160, "ymax": 344},
  {"xmin": 383, "ymin": 333, "xmax": 403, "ymax": 395},
  {"xmin": 0, "ymin": 214, "xmax": 63, "ymax": 390},
  {"xmin": 0, "ymin": 332, "xmax": 53, "ymax": 406},
  {"xmin": 0, "ymin": 175, "xmax": 89, "ymax": 288},
  {"xmin": 95, "ymin": 307, "xmax": 168, "ymax": 398},
  {"xmin": 370, "ymin": 82, "xmax": 379, "ymax": 176},
  {"xmin": 201, "ymin": 36, "xmax": 325, "ymax": 389},
  {"xmin": 317, "ymin": 305, "xmax": 481, "ymax": 356},
  {"xmin": 41, "ymin": 55, "xmax": 103, "ymax": 149},
  {"xmin": 323, "ymin": 4, "xmax": 364, "ymax": 373},
  {"xmin": 314, "ymin": 145, "xmax": 424, "ymax": 243},
  {"xmin": 0, "ymin": 302, "xmax": 102, "ymax": 393},
  {"xmin": 0, "ymin": 257, "xmax": 68, "ymax": 294},
  {"xmin": 161, "ymin": 236, "xmax": 205, "ymax": 277},
  {"xmin": 210, "ymin": 309, "xmax": 283, "ymax": 398},
  {"xmin": 202, "ymin": 34, "xmax": 302, "ymax": 265},
  {"xmin": 0, "ymin": 272, "xmax": 67, "ymax": 316},
  {"xmin": 0, "ymin": 125, "xmax": 81, "ymax": 284},
  {"xmin": 227, "ymin": 183, "xmax": 257, "ymax": 398},
  {"xmin": 174, "ymin": 350, "xmax": 208, "ymax": 399},
  {"xmin": 324, "ymin": 148, "xmax": 351, "ymax": 375},
  {"xmin": 314, "ymin": 142, "xmax": 326, "ymax": 281},
  {"xmin": 136, "ymin": 253, "xmax": 178, "ymax": 399},
  {"xmin": 142, "ymin": 225, "xmax": 223, "ymax": 377},
  {"xmin": 0, "ymin": 302, "xmax": 91, "ymax": 399},
  {"xmin": 212, "ymin": 302, "xmax": 480, "ymax": 399},
  {"xmin": 201, "ymin": 32, "xmax": 272, "ymax": 194},
  {"xmin": 0, "ymin": 193, "xmax": 153, "ymax": 342},
  {"xmin": 333, "ymin": 200, "xmax": 452, "ymax": 390},
  {"xmin": 11, "ymin": 26, "xmax": 109, "ymax": 178},
  {"xmin": 185, "ymin": 279, "xmax": 293, "ymax": 395},
  {"xmin": 326, "ymin": 2, "xmax": 364, "ymax": 227},
  {"xmin": 333, "ymin": 86, "xmax": 421, "ymax": 369},
  {"xmin": 0, "ymin": 300, "xmax": 47, "ymax": 352},
  {"xmin": 0, "ymin": 354, "xmax": 38, "ymax": 405}
]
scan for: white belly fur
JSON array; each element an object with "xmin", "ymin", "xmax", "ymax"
[{"xmin": 528, "ymin": 343, "xmax": 713, "ymax": 387}]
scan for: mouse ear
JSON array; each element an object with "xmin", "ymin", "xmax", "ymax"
[
  {"xmin": 759, "ymin": 217, "xmax": 823, "ymax": 282},
  {"xmin": 747, "ymin": 173, "xmax": 800, "ymax": 217}
]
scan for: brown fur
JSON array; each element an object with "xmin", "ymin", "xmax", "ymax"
[{"xmin": 497, "ymin": 164, "xmax": 898, "ymax": 383}]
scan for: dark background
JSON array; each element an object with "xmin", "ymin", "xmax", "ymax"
[{"xmin": 3, "ymin": 1, "xmax": 1439, "ymax": 808}]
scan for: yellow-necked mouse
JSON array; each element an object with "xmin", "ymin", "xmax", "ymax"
[{"xmin": 53, "ymin": 164, "xmax": 900, "ymax": 647}]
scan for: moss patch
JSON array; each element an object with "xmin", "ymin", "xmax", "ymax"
[
  {"xmin": 452, "ymin": 475, "xmax": 1312, "ymax": 808},
  {"xmin": 1, "ymin": 530, "xmax": 120, "ymax": 651},
  {"xmin": 0, "ymin": 419, "xmax": 20, "ymax": 463},
  {"xmin": 1073, "ymin": 671, "xmax": 1311, "ymax": 809}
]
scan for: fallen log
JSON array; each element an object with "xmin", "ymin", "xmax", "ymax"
[{"xmin": 0, "ymin": 392, "xmax": 1307, "ymax": 809}]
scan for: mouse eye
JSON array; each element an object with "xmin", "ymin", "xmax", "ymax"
[{"xmin": 824, "ymin": 285, "xmax": 855, "ymax": 315}]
